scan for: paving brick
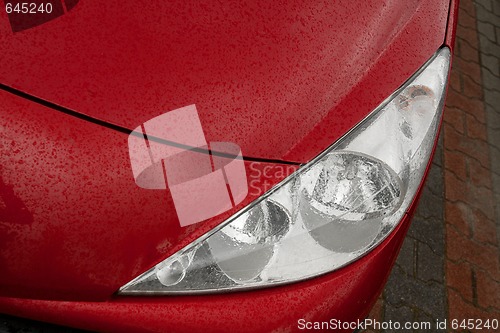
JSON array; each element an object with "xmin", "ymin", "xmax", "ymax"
[
  {"xmin": 487, "ymin": 125, "xmax": 500, "ymax": 150},
  {"xmin": 463, "ymin": 72, "xmax": 484, "ymax": 99},
  {"xmin": 394, "ymin": 236, "xmax": 416, "ymax": 275},
  {"xmin": 485, "ymin": 105, "xmax": 500, "ymax": 130},
  {"xmin": 408, "ymin": 216, "xmax": 445, "ymax": 255},
  {"xmin": 495, "ymin": 192, "xmax": 500, "ymax": 243},
  {"xmin": 480, "ymin": 53, "xmax": 499, "ymax": 76},
  {"xmin": 484, "ymin": 89, "xmax": 500, "ymax": 108},
  {"xmin": 427, "ymin": 164, "xmax": 443, "ymax": 195},
  {"xmin": 385, "ymin": 266, "xmax": 446, "ymax": 318},
  {"xmin": 493, "ymin": 172, "xmax": 500, "ymax": 190},
  {"xmin": 481, "ymin": 66, "xmax": 500, "ymax": 90},
  {"xmin": 464, "ymin": 183, "xmax": 495, "ymax": 220},
  {"xmin": 493, "ymin": 0, "xmax": 500, "ymax": 16},
  {"xmin": 454, "ymin": 57, "xmax": 483, "ymax": 84},
  {"xmin": 445, "ymin": 124, "xmax": 490, "ymax": 168},
  {"xmin": 447, "ymin": 226, "xmax": 500, "ymax": 280},
  {"xmin": 458, "ymin": 38, "xmax": 480, "ymax": 63},
  {"xmin": 448, "ymin": 289, "xmax": 500, "ymax": 329},
  {"xmin": 468, "ymin": 154, "xmax": 493, "ymax": 189},
  {"xmin": 479, "ymin": 34, "xmax": 500, "ymax": 56},
  {"xmin": 446, "ymin": 86, "xmax": 484, "ymax": 115},
  {"xmin": 466, "ymin": 113, "xmax": 488, "ymax": 141},
  {"xmin": 477, "ymin": 20, "xmax": 497, "ymax": 41},
  {"xmin": 476, "ymin": 4, "xmax": 500, "ymax": 26},
  {"xmin": 445, "ymin": 90, "xmax": 485, "ymax": 121},
  {"xmin": 418, "ymin": 169, "xmax": 444, "ymax": 207},
  {"xmin": 449, "ymin": 68, "xmax": 462, "ymax": 92},
  {"xmin": 462, "ymin": 0, "xmax": 478, "ymax": 15},
  {"xmin": 489, "ymin": 137, "xmax": 500, "ymax": 155},
  {"xmin": 432, "ymin": 134, "xmax": 444, "ymax": 168},
  {"xmin": 471, "ymin": 208, "xmax": 498, "ymax": 246},
  {"xmin": 475, "ymin": 0, "xmax": 493, "ymax": 12},
  {"xmin": 487, "ymin": 123, "xmax": 500, "ymax": 145},
  {"xmin": 462, "ymin": 99, "xmax": 487, "ymax": 124},
  {"xmin": 417, "ymin": 241, "xmax": 444, "ymax": 283},
  {"xmin": 415, "ymin": 194, "xmax": 442, "ymax": 222},
  {"xmin": 383, "ymin": 304, "xmax": 413, "ymax": 332},
  {"xmin": 476, "ymin": 269, "xmax": 500, "ymax": 310},
  {"xmin": 445, "ymin": 150, "xmax": 467, "ymax": 180},
  {"xmin": 444, "ymin": 106, "xmax": 466, "ymax": 134},
  {"xmin": 445, "ymin": 201, "xmax": 472, "ymax": 237},
  {"xmin": 489, "ymin": 151, "xmax": 500, "ymax": 178},
  {"xmin": 444, "ymin": 170, "xmax": 468, "ymax": 203},
  {"xmin": 459, "ymin": 7, "xmax": 479, "ymax": 30},
  {"xmin": 457, "ymin": 24, "xmax": 480, "ymax": 50},
  {"xmin": 446, "ymin": 260, "xmax": 474, "ymax": 302}
]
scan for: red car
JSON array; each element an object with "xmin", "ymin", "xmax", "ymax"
[{"xmin": 0, "ymin": 0, "xmax": 458, "ymax": 332}]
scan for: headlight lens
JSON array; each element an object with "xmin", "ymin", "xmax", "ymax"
[{"xmin": 119, "ymin": 47, "xmax": 450, "ymax": 294}]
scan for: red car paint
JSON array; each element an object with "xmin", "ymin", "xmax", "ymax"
[
  {"xmin": 0, "ymin": 211, "xmax": 415, "ymax": 333},
  {"xmin": 0, "ymin": 0, "xmax": 458, "ymax": 331},
  {"xmin": 1, "ymin": 0, "xmax": 450, "ymax": 162}
]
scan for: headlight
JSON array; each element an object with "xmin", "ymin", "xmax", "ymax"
[{"xmin": 119, "ymin": 47, "xmax": 450, "ymax": 294}]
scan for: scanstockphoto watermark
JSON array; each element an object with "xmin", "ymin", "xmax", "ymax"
[
  {"xmin": 297, "ymin": 318, "xmax": 433, "ymax": 331},
  {"xmin": 297, "ymin": 318, "xmax": 500, "ymax": 331},
  {"xmin": 248, "ymin": 163, "xmax": 298, "ymax": 196}
]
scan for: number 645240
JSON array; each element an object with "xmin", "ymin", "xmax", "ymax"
[{"xmin": 5, "ymin": 2, "xmax": 53, "ymax": 14}]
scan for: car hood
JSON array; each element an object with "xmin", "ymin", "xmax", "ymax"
[{"xmin": 0, "ymin": 0, "xmax": 448, "ymax": 163}]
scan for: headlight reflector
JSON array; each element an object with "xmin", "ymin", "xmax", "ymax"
[{"xmin": 119, "ymin": 47, "xmax": 450, "ymax": 294}]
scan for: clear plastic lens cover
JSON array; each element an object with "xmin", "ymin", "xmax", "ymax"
[{"xmin": 119, "ymin": 47, "xmax": 451, "ymax": 294}]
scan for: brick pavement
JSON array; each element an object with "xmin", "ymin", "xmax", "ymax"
[
  {"xmin": 476, "ymin": 0, "xmax": 500, "ymax": 248},
  {"xmin": 367, "ymin": 0, "xmax": 500, "ymax": 332},
  {"xmin": 444, "ymin": 1, "xmax": 500, "ymax": 328}
]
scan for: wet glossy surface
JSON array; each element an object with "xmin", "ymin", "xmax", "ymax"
[
  {"xmin": 0, "ymin": 89, "xmax": 298, "ymax": 300},
  {"xmin": 0, "ymin": 0, "xmax": 455, "ymax": 330},
  {"xmin": 1, "ymin": 0, "xmax": 448, "ymax": 162},
  {"xmin": 0, "ymin": 211, "xmax": 415, "ymax": 333}
]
